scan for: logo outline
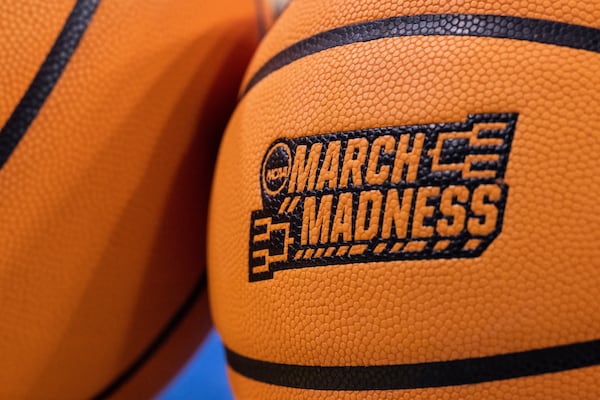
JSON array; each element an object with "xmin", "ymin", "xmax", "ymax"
[{"xmin": 249, "ymin": 113, "xmax": 518, "ymax": 282}]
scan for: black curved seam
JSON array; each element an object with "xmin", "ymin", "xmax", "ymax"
[
  {"xmin": 242, "ymin": 13, "xmax": 600, "ymax": 97},
  {"xmin": 0, "ymin": 0, "xmax": 101, "ymax": 170},
  {"xmin": 92, "ymin": 272, "xmax": 208, "ymax": 399},
  {"xmin": 226, "ymin": 338, "xmax": 600, "ymax": 390}
]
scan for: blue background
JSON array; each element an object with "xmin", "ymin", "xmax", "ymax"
[{"xmin": 157, "ymin": 329, "xmax": 233, "ymax": 400}]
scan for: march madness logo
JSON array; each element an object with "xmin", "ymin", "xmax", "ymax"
[{"xmin": 249, "ymin": 113, "xmax": 517, "ymax": 281}]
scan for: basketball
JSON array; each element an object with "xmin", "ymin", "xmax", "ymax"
[
  {"xmin": 209, "ymin": 0, "xmax": 600, "ymax": 398},
  {"xmin": 0, "ymin": 0, "xmax": 267, "ymax": 398}
]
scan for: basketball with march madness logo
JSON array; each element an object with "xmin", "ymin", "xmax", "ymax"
[{"xmin": 209, "ymin": 0, "xmax": 600, "ymax": 399}]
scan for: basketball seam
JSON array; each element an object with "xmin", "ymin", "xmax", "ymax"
[
  {"xmin": 92, "ymin": 272, "xmax": 208, "ymax": 399},
  {"xmin": 0, "ymin": 0, "xmax": 101, "ymax": 170},
  {"xmin": 242, "ymin": 13, "xmax": 600, "ymax": 97},
  {"xmin": 226, "ymin": 338, "xmax": 600, "ymax": 390}
]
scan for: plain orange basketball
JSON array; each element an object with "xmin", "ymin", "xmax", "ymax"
[
  {"xmin": 209, "ymin": 0, "xmax": 600, "ymax": 399},
  {"xmin": 0, "ymin": 0, "xmax": 277, "ymax": 398}
]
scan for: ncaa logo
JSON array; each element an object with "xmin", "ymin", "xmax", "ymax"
[{"xmin": 261, "ymin": 142, "xmax": 291, "ymax": 196}]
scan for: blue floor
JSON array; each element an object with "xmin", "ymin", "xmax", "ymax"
[{"xmin": 157, "ymin": 329, "xmax": 233, "ymax": 400}]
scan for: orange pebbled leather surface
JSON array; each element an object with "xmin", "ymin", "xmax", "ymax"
[
  {"xmin": 0, "ymin": 0, "xmax": 260, "ymax": 398},
  {"xmin": 242, "ymin": 0, "xmax": 600, "ymax": 90},
  {"xmin": 0, "ymin": 1, "xmax": 75, "ymax": 128},
  {"xmin": 209, "ymin": 0, "xmax": 600, "ymax": 398}
]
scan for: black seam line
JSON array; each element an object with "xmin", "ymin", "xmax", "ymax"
[
  {"xmin": 92, "ymin": 272, "xmax": 208, "ymax": 399},
  {"xmin": 242, "ymin": 13, "xmax": 600, "ymax": 97},
  {"xmin": 226, "ymin": 338, "xmax": 600, "ymax": 391},
  {"xmin": 0, "ymin": 0, "xmax": 101, "ymax": 170}
]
